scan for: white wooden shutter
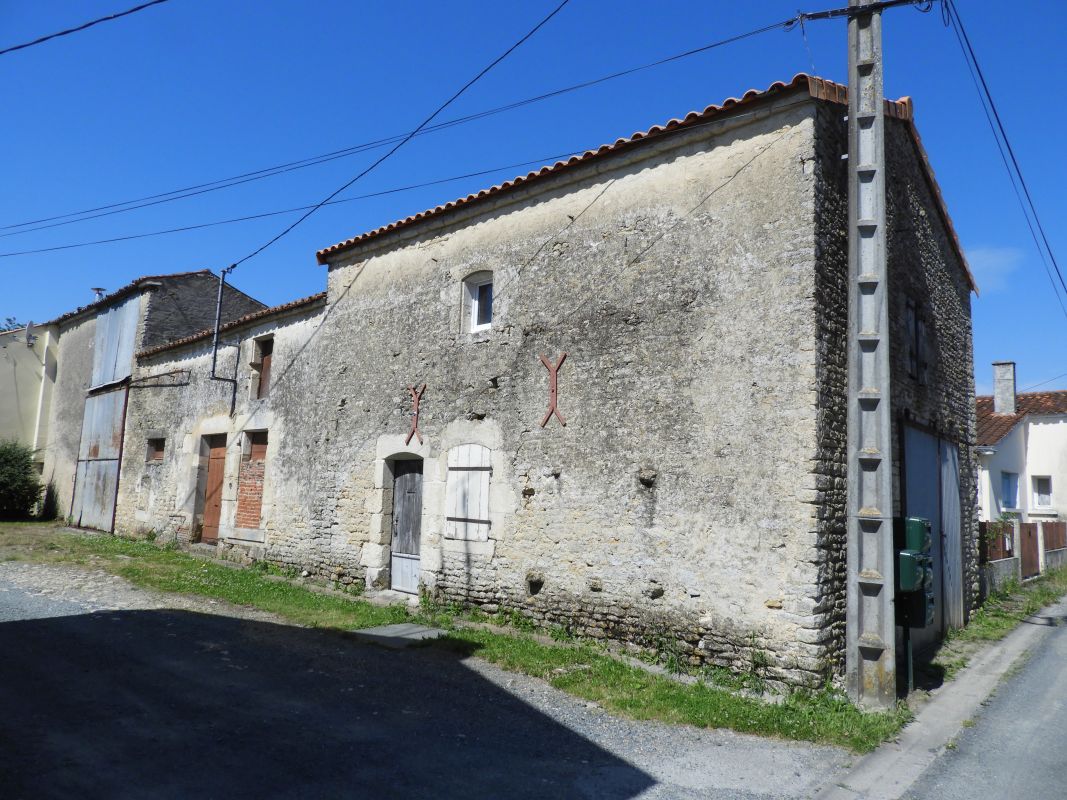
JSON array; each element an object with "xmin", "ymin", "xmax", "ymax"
[{"xmin": 445, "ymin": 444, "xmax": 491, "ymax": 541}]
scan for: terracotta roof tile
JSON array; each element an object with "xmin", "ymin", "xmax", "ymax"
[
  {"xmin": 315, "ymin": 73, "xmax": 973, "ymax": 293},
  {"xmin": 976, "ymin": 391, "xmax": 1067, "ymax": 445},
  {"xmin": 137, "ymin": 291, "xmax": 327, "ymax": 359}
]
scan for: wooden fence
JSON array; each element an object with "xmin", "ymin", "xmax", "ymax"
[
  {"xmin": 1044, "ymin": 521, "xmax": 1067, "ymax": 552},
  {"xmin": 1020, "ymin": 522, "xmax": 1041, "ymax": 579},
  {"xmin": 979, "ymin": 520, "xmax": 1014, "ymax": 563}
]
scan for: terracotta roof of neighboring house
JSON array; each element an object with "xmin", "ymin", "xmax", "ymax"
[
  {"xmin": 44, "ymin": 270, "xmax": 265, "ymax": 327},
  {"xmin": 315, "ymin": 73, "xmax": 975, "ymax": 292},
  {"xmin": 137, "ymin": 291, "xmax": 327, "ymax": 359},
  {"xmin": 976, "ymin": 391, "xmax": 1067, "ymax": 445}
]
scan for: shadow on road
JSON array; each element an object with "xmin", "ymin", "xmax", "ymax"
[{"xmin": 0, "ymin": 609, "xmax": 655, "ymax": 800}]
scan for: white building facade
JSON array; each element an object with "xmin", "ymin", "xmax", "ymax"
[{"xmin": 976, "ymin": 362, "xmax": 1067, "ymax": 524}]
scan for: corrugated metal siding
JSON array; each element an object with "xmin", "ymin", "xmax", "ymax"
[
  {"xmin": 78, "ymin": 390, "xmax": 125, "ymax": 461},
  {"xmin": 90, "ymin": 295, "xmax": 139, "ymax": 388},
  {"xmin": 71, "ymin": 388, "xmax": 127, "ymax": 531}
]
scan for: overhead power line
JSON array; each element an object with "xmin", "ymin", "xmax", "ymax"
[
  {"xmin": 227, "ymin": 0, "xmax": 572, "ymax": 271},
  {"xmin": 0, "ymin": 100, "xmax": 782, "ymax": 259},
  {"xmin": 0, "ymin": 151, "xmax": 586, "ymax": 258},
  {"xmin": 1, "ymin": 0, "xmax": 931, "ymax": 239},
  {"xmin": 1019, "ymin": 372, "xmax": 1067, "ymax": 394},
  {"xmin": 0, "ymin": 0, "xmax": 173, "ymax": 58},
  {"xmin": 944, "ymin": 0, "xmax": 1067, "ymax": 319},
  {"xmin": 0, "ymin": 15, "xmax": 794, "ymax": 238}
]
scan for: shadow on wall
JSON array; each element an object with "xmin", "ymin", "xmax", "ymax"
[{"xmin": 0, "ymin": 609, "xmax": 655, "ymax": 799}]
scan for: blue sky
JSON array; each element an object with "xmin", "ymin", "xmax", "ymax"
[{"xmin": 2, "ymin": 0, "xmax": 1064, "ymax": 395}]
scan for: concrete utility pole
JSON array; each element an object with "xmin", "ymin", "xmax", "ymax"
[{"xmin": 845, "ymin": 0, "xmax": 896, "ymax": 708}]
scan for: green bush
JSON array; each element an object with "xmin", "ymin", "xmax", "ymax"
[{"xmin": 0, "ymin": 441, "xmax": 43, "ymax": 520}]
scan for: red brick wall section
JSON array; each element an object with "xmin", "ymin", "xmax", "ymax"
[{"xmin": 235, "ymin": 435, "xmax": 267, "ymax": 528}]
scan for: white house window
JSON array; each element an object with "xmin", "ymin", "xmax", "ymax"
[
  {"xmin": 1033, "ymin": 476, "xmax": 1053, "ymax": 508},
  {"xmin": 1001, "ymin": 471, "xmax": 1019, "ymax": 510},
  {"xmin": 463, "ymin": 271, "xmax": 493, "ymax": 332},
  {"xmin": 444, "ymin": 444, "xmax": 491, "ymax": 541}
]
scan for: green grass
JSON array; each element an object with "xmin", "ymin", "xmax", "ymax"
[
  {"xmin": 930, "ymin": 566, "xmax": 1067, "ymax": 681},
  {"xmin": 950, "ymin": 567, "xmax": 1067, "ymax": 644},
  {"xmin": 437, "ymin": 627, "xmax": 909, "ymax": 752},
  {"xmin": 0, "ymin": 524, "xmax": 407, "ymax": 630},
  {"xmin": 0, "ymin": 522, "xmax": 909, "ymax": 751}
]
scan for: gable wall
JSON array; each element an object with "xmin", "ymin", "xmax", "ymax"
[{"xmin": 301, "ymin": 98, "xmax": 830, "ymax": 685}]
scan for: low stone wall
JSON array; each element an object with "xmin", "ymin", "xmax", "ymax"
[
  {"xmin": 434, "ymin": 574, "xmax": 827, "ymax": 690},
  {"xmin": 1045, "ymin": 548, "xmax": 1067, "ymax": 572},
  {"xmin": 979, "ymin": 556, "xmax": 1020, "ymax": 602}
]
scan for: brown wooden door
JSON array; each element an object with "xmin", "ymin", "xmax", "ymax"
[
  {"xmin": 202, "ymin": 435, "xmax": 227, "ymax": 543},
  {"xmin": 1020, "ymin": 523, "xmax": 1040, "ymax": 579}
]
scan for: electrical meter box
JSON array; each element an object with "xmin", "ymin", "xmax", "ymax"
[{"xmin": 894, "ymin": 516, "xmax": 935, "ymax": 628}]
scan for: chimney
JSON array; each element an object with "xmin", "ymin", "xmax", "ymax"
[
  {"xmin": 993, "ymin": 361, "xmax": 1016, "ymax": 415},
  {"xmin": 91, "ymin": 287, "xmax": 106, "ymax": 301}
]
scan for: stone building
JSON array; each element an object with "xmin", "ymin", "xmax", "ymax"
[
  {"xmin": 38, "ymin": 272, "xmax": 264, "ymax": 530},
  {"xmin": 117, "ymin": 75, "xmax": 978, "ymax": 687},
  {"xmin": 115, "ymin": 293, "xmax": 325, "ymax": 548}
]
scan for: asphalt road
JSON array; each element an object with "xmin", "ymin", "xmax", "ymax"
[
  {"xmin": 0, "ymin": 564, "xmax": 846, "ymax": 800},
  {"xmin": 906, "ymin": 607, "xmax": 1067, "ymax": 800}
]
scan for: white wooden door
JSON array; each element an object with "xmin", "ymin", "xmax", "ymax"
[{"xmin": 390, "ymin": 460, "xmax": 423, "ymax": 594}]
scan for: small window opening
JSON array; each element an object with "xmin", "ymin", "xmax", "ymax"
[
  {"xmin": 475, "ymin": 281, "xmax": 493, "ymax": 328},
  {"xmin": 146, "ymin": 438, "xmax": 165, "ymax": 461},
  {"xmin": 1001, "ymin": 471, "xmax": 1019, "ymax": 510},
  {"xmin": 463, "ymin": 272, "xmax": 493, "ymax": 333},
  {"xmin": 1034, "ymin": 476, "xmax": 1053, "ymax": 508},
  {"xmin": 251, "ymin": 337, "xmax": 274, "ymax": 399},
  {"xmin": 243, "ymin": 430, "xmax": 269, "ymax": 461}
]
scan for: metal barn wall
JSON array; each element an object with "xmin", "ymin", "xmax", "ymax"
[
  {"xmin": 71, "ymin": 387, "xmax": 128, "ymax": 531},
  {"xmin": 90, "ymin": 294, "xmax": 139, "ymax": 389}
]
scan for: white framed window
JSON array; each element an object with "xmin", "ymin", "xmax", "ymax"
[
  {"xmin": 463, "ymin": 271, "xmax": 493, "ymax": 333},
  {"xmin": 1033, "ymin": 476, "xmax": 1053, "ymax": 508},
  {"xmin": 444, "ymin": 444, "xmax": 491, "ymax": 541},
  {"xmin": 1001, "ymin": 471, "xmax": 1019, "ymax": 510}
]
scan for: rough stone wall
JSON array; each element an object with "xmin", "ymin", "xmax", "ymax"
[
  {"xmin": 141, "ymin": 274, "xmax": 265, "ymax": 350},
  {"xmin": 114, "ymin": 305, "xmax": 326, "ymax": 560},
  {"xmin": 811, "ymin": 102, "xmax": 851, "ymax": 676},
  {"xmin": 882, "ymin": 116, "xmax": 979, "ymax": 616},
  {"xmin": 811, "ymin": 101, "xmax": 979, "ymax": 668},
  {"xmin": 305, "ymin": 97, "xmax": 832, "ymax": 686}
]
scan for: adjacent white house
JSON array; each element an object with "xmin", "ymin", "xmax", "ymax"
[{"xmin": 976, "ymin": 362, "xmax": 1067, "ymax": 523}]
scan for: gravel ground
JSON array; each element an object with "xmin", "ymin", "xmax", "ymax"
[
  {"xmin": 0, "ymin": 560, "xmax": 280, "ymax": 621},
  {"xmin": 0, "ymin": 560, "xmax": 849, "ymax": 799}
]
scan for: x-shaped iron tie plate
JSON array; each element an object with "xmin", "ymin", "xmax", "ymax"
[
  {"xmin": 539, "ymin": 353, "xmax": 567, "ymax": 428},
  {"xmin": 405, "ymin": 383, "xmax": 426, "ymax": 445}
]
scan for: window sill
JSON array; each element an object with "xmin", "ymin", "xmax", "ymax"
[{"xmin": 1030, "ymin": 509, "xmax": 1058, "ymax": 517}]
